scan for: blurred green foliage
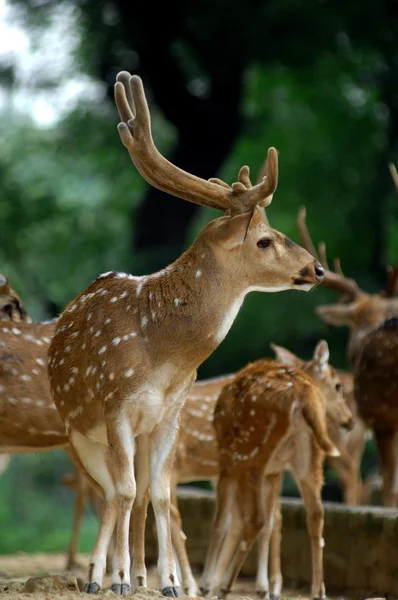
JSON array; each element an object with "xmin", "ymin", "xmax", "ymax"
[
  {"xmin": 0, "ymin": 451, "xmax": 97, "ymax": 553},
  {"xmin": 0, "ymin": 0, "xmax": 396, "ymax": 555}
]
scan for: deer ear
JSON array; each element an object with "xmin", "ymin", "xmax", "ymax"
[
  {"xmin": 0, "ymin": 274, "xmax": 8, "ymax": 289},
  {"xmin": 313, "ymin": 340, "xmax": 329, "ymax": 372},
  {"xmin": 270, "ymin": 343, "xmax": 303, "ymax": 367},
  {"xmin": 213, "ymin": 212, "xmax": 253, "ymax": 249},
  {"xmin": 316, "ymin": 304, "xmax": 356, "ymax": 327},
  {"xmin": 247, "ymin": 206, "xmax": 266, "ymax": 232}
]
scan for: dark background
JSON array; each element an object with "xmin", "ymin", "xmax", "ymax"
[{"xmin": 0, "ymin": 0, "xmax": 395, "ymax": 553}]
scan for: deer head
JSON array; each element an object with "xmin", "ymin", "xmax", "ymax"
[
  {"xmin": 114, "ymin": 73, "xmax": 324, "ymax": 295},
  {"xmin": 0, "ymin": 274, "xmax": 31, "ymax": 323},
  {"xmin": 273, "ymin": 340, "xmax": 353, "ymax": 431},
  {"xmin": 296, "ymin": 202, "xmax": 398, "ymax": 368}
]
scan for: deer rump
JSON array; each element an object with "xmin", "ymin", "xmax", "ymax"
[{"xmin": 354, "ymin": 322, "xmax": 398, "ymax": 429}]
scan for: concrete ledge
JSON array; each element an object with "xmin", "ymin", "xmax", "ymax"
[{"xmin": 145, "ymin": 488, "xmax": 398, "ymax": 597}]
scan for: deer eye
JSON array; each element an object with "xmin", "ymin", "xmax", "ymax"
[
  {"xmin": 335, "ymin": 383, "xmax": 342, "ymax": 392},
  {"xmin": 257, "ymin": 238, "xmax": 271, "ymax": 249}
]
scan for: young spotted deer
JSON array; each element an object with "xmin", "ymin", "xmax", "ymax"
[
  {"xmin": 297, "ymin": 198, "xmax": 398, "ymax": 507},
  {"xmin": 47, "ymin": 71, "xmax": 323, "ymax": 597},
  {"xmin": 170, "ymin": 349, "xmax": 356, "ymax": 597},
  {"xmin": 200, "ymin": 341, "xmax": 352, "ymax": 600}
]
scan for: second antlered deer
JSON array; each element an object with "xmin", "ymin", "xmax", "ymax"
[
  {"xmin": 297, "ymin": 166, "xmax": 398, "ymax": 506},
  {"xmin": 199, "ymin": 341, "xmax": 352, "ymax": 599},
  {"xmin": 47, "ymin": 71, "xmax": 324, "ymax": 596}
]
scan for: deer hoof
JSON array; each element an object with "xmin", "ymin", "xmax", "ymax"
[
  {"xmin": 111, "ymin": 583, "xmax": 131, "ymax": 595},
  {"xmin": 256, "ymin": 592, "xmax": 268, "ymax": 599},
  {"xmin": 199, "ymin": 588, "xmax": 209, "ymax": 597},
  {"xmin": 270, "ymin": 595, "xmax": 279, "ymax": 600},
  {"xmin": 83, "ymin": 582, "xmax": 101, "ymax": 594},
  {"xmin": 162, "ymin": 586, "xmax": 182, "ymax": 597}
]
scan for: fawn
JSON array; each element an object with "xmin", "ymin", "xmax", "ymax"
[{"xmin": 199, "ymin": 341, "xmax": 352, "ymax": 599}]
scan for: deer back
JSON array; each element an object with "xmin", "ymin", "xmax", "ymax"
[
  {"xmin": 213, "ymin": 359, "xmax": 335, "ymax": 478},
  {"xmin": 0, "ymin": 321, "xmax": 67, "ymax": 451}
]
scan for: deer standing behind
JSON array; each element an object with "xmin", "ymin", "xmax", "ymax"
[
  {"xmin": 199, "ymin": 341, "xmax": 352, "ymax": 600},
  {"xmin": 47, "ymin": 71, "xmax": 324, "ymax": 597},
  {"xmin": 0, "ymin": 273, "xmax": 95, "ymax": 570},
  {"xmin": 296, "ymin": 179, "xmax": 398, "ymax": 507}
]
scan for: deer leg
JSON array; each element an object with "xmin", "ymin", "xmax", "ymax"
[
  {"xmin": 219, "ymin": 472, "xmax": 280, "ymax": 599},
  {"xmin": 256, "ymin": 475, "xmax": 282, "ymax": 600},
  {"xmin": 340, "ymin": 462, "xmax": 360, "ymax": 505},
  {"xmin": 296, "ymin": 475, "xmax": 325, "ymax": 600},
  {"xmin": 87, "ymin": 486, "xmax": 114, "ymax": 574},
  {"xmin": 374, "ymin": 429, "xmax": 398, "ymax": 507},
  {"xmin": 130, "ymin": 434, "xmax": 150, "ymax": 590},
  {"xmin": 65, "ymin": 466, "xmax": 89, "ymax": 570},
  {"xmin": 69, "ymin": 431, "xmax": 118, "ymax": 593},
  {"xmin": 200, "ymin": 475, "xmax": 236, "ymax": 595},
  {"xmin": 269, "ymin": 498, "xmax": 283, "ymax": 600},
  {"xmin": 105, "ymin": 416, "xmax": 137, "ymax": 595},
  {"xmin": 149, "ymin": 417, "xmax": 182, "ymax": 597},
  {"xmin": 328, "ymin": 455, "xmax": 359, "ymax": 505},
  {"xmin": 207, "ymin": 498, "xmax": 242, "ymax": 598},
  {"xmin": 348, "ymin": 432, "xmax": 366, "ymax": 505},
  {"xmin": 170, "ymin": 486, "xmax": 198, "ymax": 596}
]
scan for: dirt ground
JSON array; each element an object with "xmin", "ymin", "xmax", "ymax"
[{"xmin": 0, "ymin": 553, "xmax": 331, "ymax": 600}]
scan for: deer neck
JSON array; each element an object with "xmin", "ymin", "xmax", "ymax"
[{"xmin": 137, "ymin": 240, "xmax": 248, "ymax": 369}]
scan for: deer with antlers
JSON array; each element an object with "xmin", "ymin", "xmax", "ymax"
[
  {"xmin": 199, "ymin": 341, "xmax": 352, "ymax": 599},
  {"xmin": 47, "ymin": 71, "xmax": 324, "ymax": 597},
  {"xmin": 297, "ymin": 165, "xmax": 398, "ymax": 506}
]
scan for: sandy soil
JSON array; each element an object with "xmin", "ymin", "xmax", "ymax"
[{"xmin": 0, "ymin": 553, "xmax": 321, "ymax": 600}]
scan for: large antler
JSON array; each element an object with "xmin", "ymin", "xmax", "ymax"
[
  {"xmin": 114, "ymin": 72, "xmax": 278, "ymax": 216},
  {"xmin": 296, "ymin": 207, "xmax": 363, "ymax": 300}
]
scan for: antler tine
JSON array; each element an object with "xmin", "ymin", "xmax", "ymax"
[
  {"xmin": 114, "ymin": 71, "xmax": 278, "ymax": 216},
  {"xmin": 296, "ymin": 207, "xmax": 363, "ymax": 300},
  {"xmin": 297, "ymin": 207, "xmax": 319, "ymax": 261},
  {"xmin": 389, "ymin": 163, "xmax": 398, "ymax": 193},
  {"xmin": 318, "ymin": 242, "xmax": 330, "ymax": 271},
  {"xmin": 249, "ymin": 147, "xmax": 279, "ymax": 208},
  {"xmin": 333, "ymin": 257, "xmax": 344, "ymax": 277},
  {"xmin": 331, "ymin": 258, "xmax": 354, "ymax": 304},
  {"xmin": 383, "ymin": 264, "xmax": 398, "ymax": 298}
]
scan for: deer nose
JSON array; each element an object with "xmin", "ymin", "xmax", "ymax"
[{"xmin": 315, "ymin": 265, "xmax": 324, "ymax": 282}]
